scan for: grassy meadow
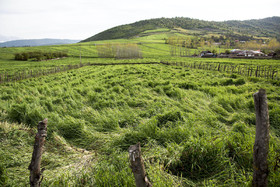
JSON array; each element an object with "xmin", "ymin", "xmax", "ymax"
[{"xmin": 1, "ymin": 31, "xmax": 280, "ymax": 186}]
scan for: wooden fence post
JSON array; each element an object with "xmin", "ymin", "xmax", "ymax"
[
  {"xmin": 255, "ymin": 66, "xmax": 258, "ymax": 77},
  {"xmin": 129, "ymin": 143, "xmax": 152, "ymax": 187},
  {"xmin": 217, "ymin": 63, "xmax": 220, "ymax": 71},
  {"xmin": 28, "ymin": 119, "xmax": 48, "ymax": 187},
  {"xmin": 253, "ymin": 89, "xmax": 269, "ymax": 187}
]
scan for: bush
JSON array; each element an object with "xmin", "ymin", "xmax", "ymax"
[{"xmin": 14, "ymin": 51, "xmax": 68, "ymax": 61}]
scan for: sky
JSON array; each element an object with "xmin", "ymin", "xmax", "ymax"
[{"xmin": 0, "ymin": 0, "xmax": 279, "ymax": 41}]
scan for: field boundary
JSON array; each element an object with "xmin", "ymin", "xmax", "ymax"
[
  {"xmin": 0, "ymin": 62, "xmax": 160, "ymax": 84},
  {"xmin": 1, "ymin": 60, "xmax": 279, "ymax": 84},
  {"xmin": 161, "ymin": 61, "xmax": 280, "ymax": 80}
]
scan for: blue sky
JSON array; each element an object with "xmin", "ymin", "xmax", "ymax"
[{"xmin": 0, "ymin": 0, "xmax": 279, "ymax": 41}]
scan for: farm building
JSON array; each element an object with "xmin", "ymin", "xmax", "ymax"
[
  {"xmin": 229, "ymin": 49, "xmax": 265, "ymax": 57},
  {"xmin": 200, "ymin": 51, "xmax": 214, "ymax": 57}
]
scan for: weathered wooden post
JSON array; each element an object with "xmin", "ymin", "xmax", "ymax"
[
  {"xmin": 255, "ymin": 66, "xmax": 259, "ymax": 77},
  {"xmin": 253, "ymin": 89, "xmax": 269, "ymax": 187},
  {"xmin": 28, "ymin": 119, "xmax": 48, "ymax": 187},
  {"xmin": 129, "ymin": 143, "xmax": 152, "ymax": 187}
]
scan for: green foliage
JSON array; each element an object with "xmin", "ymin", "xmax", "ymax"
[
  {"xmin": 14, "ymin": 51, "xmax": 68, "ymax": 61},
  {"xmin": 0, "ymin": 163, "xmax": 8, "ymax": 186}
]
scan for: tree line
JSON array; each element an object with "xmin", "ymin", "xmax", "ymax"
[
  {"xmin": 14, "ymin": 51, "xmax": 68, "ymax": 61},
  {"xmin": 166, "ymin": 36, "xmax": 280, "ymax": 56}
]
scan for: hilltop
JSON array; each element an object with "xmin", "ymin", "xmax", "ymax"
[{"xmin": 81, "ymin": 17, "xmax": 280, "ymax": 42}]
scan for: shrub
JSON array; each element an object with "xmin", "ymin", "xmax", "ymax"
[
  {"xmin": 14, "ymin": 51, "xmax": 68, "ymax": 61},
  {"xmin": 14, "ymin": 53, "xmax": 22, "ymax": 60}
]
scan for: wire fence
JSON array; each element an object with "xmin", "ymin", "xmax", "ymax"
[{"xmin": 162, "ymin": 61, "xmax": 280, "ymax": 80}]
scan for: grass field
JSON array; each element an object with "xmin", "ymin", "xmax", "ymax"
[{"xmin": 1, "ymin": 33, "xmax": 280, "ymax": 186}]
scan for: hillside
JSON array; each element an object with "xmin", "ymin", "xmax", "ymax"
[
  {"xmin": 82, "ymin": 17, "xmax": 280, "ymax": 42},
  {"xmin": 0, "ymin": 38, "xmax": 80, "ymax": 47},
  {"xmin": 1, "ymin": 31, "xmax": 280, "ymax": 186}
]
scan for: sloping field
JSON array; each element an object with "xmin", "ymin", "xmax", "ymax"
[
  {"xmin": 1, "ymin": 30, "xmax": 280, "ymax": 186},
  {"xmin": 1, "ymin": 63, "xmax": 280, "ymax": 186}
]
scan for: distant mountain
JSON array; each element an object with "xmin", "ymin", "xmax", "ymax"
[
  {"xmin": 0, "ymin": 34, "xmax": 20, "ymax": 43},
  {"xmin": 223, "ymin": 17, "xmax": 280, "ymax": 39},
  {"xmin": 0, "ymin": 39, "xmax": 80, "ymax": 47},
  {"xmin": 81, "ymin": 17, "xmax": 280, "ymax": 42}
]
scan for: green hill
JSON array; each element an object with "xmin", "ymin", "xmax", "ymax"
[{"xmin": 81, "ymin": 17, "xmax": 280, "ymax": 42}]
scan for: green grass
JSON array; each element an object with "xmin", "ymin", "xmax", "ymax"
[
  {"xmin": 1, "ymin": 33, "xmax": 280, "ymax": 186},
  {"xmin": 1, "ymin": 62, "xmax": 280, "ymax": 186}
]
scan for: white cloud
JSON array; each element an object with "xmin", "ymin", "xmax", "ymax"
[{"xmin": 0, "ymin": 0, "xmax": 279, "ymax": 39}]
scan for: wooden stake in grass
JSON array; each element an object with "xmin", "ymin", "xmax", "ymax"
[
  {"xmin": 253, "ymin": 89, "xmax": 269, "ymax": 187},
  {"xmin": 28, "ymin": 119, "xmax": 48, "ymax": 187},
  {"xmin": 129, "ymin": 143, "xmax": 152, "ymax": 187}
]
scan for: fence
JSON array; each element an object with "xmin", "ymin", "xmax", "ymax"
[
  {"xmin": 161, "ymin": 61, "xmax": 280, "ymax": 80},
  {"xmin": 0, "ymin": 64, "xmax": 83, "ymax": 84},
  {"xmin": 0, "ymin": 62, "xmax": 159, "ymax": 84},
  {"xmin": 1, "ymin": 60, "xmax": 279, "ymax": 84}
]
